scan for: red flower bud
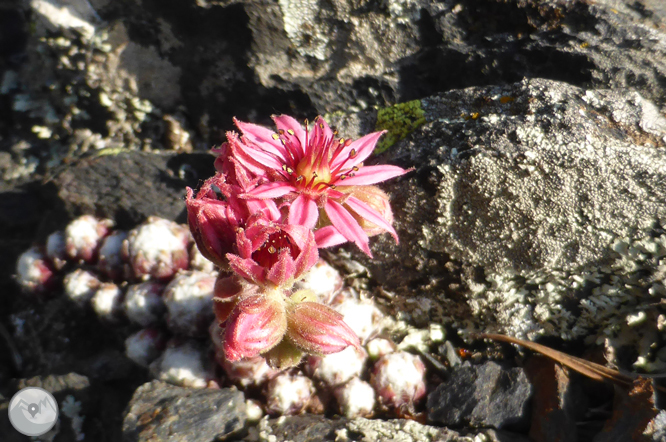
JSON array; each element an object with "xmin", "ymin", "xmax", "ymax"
[
  {"xmin": 286, "ymin": 301, "xmax": 361, "ymax": 355},
  {"xmin": 223, "ymin": 293, "xmax": 287, "ymax": 361}
]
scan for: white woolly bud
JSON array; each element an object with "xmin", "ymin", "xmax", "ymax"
[
  {"xmin": 149, "ymin": 339, "xmax": 213, "ymax": 388},
  {"xmin": 370, "ymin": 351, "xmax": 427, "ymax": 410},
  {"xmin": 63, "ymin": 269, "xmax": 100, "ymax": 306},
  {"xmin": 125, "ymin": 217, "xmax": 191, "ymax": 280},
  {"xmin": 64, "ymin": 215, "xmax": 113, "ymax": 263},
  {"xmin": 334, "ymin": 377, "xmax": 376, "ymax": 418},
  {"xmin": 123, "ymin": 282, "xmax": 166, "ymax": 327},
  {"xmin": 163, "ymin": 271, "xmax": 216, "ymax": 337},
  {"xmin": 16, "ymin": 247, "xmax": 54, "ymax": 293},
  {"xmin": 265, "ymin": 372, "xmax": 315, "ymax": 416},
  {"xmin": 91, "ymin": 283, "xmax": 124, "ymax": 321},
  {"xmin": 306, "ymin": 346, "xmax": 367, "ymax": 387},
  {"xmin": 125, "ymin": 328, "xmax": 166, "ymax": 367}
]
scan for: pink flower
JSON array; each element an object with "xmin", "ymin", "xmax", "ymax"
[
  {"xmin": 186, "ymin": 171, "xmax": 280, "ymax": 269},
  {"xmin": 229, "ymin": 115, "xmax": 409, "ymax": 256},
  {"xmin": 226, "ymin": 212, "xmax": 318, "ymax": 288}
]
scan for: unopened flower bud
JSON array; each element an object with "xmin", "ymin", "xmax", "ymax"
[
  {"xmin": 149, "ymin": 339, "xmax": 213, "ymax": 388},
  {"xmin": 286, "ymin": 301, "xmax": 361, "ymax": 355},
  {"xmin": 97, "ymin": 230, "xmax": 130, "ymax": 280},
  {"xmin": 305, "ymin": 346, "xmax": 367, "ymax": 387},
  {"xmin": 125, "ymin": 328, "xmax": 167, "ymax": 367},
  {"xmin": 45, "ymin": 231, "xmax": 67, "ymax": 270},
  {"xmin": 91, "ymin": 282, "xmax": 124, "ymax": 322},
  {"xmin": 123, "ymin": 281, "xmax": 166, "ymax": 327},
  {"xmin": 223, "ymin": 293, "xmax": 287, "ymax": 361}
]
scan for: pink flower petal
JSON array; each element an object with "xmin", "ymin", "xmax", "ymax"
[
  {"xmin": 244, "ymin": 182, "xmax": 294, "ymax": 199},
  {"xmin": 344, "ymin": 196, "xmax": 398, "ymax": 242},
  {"xmin": 234, "ymin": 143, "xmax": 285, "ymax": 172},
  {"xmin": 331, "ymin": 130, "xmax": 385, "ymax": 170},
  {"xmin": 288, "ymin": 194, "xmax": 319, "ymax": 229},
  {"xmin": 266, "ymin": 248, "xmax": 297, "ymax": 286},
  {"xmin": 324, "ymin": 200, "xmax": 372, "ymax": 257},
  {"xmin": 234, "ymin": 118, "xmax": 290, "ymax": 161},
  {"xmin": 227, "ymin": 254, "xmax": 265, "ymax": 284},
  {"xmin": 314, "ymin": 226, "xmax": 348, "ymax": 248},
  {"xmin": 273, "ymin": 115, "xmax": 307, "ymax": 157},
  {"xmin": 293, "ymin": 230, "xmax": 319, "ymax": 278},
  {"xmin": 334, "ymin": 165, "xmax": 407, "ymax": 186},
  {"xmin": 246, "ymin": 198, "xmax": 281, "ymax": 222},
  {"xmin": 281, "ymin": 223, "xmax": 312, "ymax": 251},
  {"xmin": 308, "ymin": 116, "xmax": 335, "ymax": 155}
]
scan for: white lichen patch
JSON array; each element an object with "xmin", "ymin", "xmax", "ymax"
[
  {"xmin": 61, "ymin": 395, "xmax": 85, "ymax": 441},
  {"xmin": 278, "ymin": 0, "xmax": 330, "ymax": 61},
  {"xmin": 163, "ymin": 271, "xmax": 216, "ymax": 337}
]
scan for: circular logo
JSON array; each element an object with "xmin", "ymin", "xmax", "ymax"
[{"xmin": 8, "ymin": 387, "xmax": 59, "ymax": 436}]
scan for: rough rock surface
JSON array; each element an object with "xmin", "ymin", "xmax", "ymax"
[
  {"xmin": 247, "ymin": 415, "xmax": 531, "ymax": 442},
  {"xmin": 334, "ymin": 77, "xmax": 666, "ymax": 346},
  {"xmin": 427, "ymin": 361, "xmax": 533, "ymax": 430},
  {"xmin": 123, "ymin": 381, "xmax": 247, "ymax": 442}
]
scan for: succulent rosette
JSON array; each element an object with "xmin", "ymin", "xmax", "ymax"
[{"xmin": 229, "ymin": 115, "xmax": 409, "ymax": 256}]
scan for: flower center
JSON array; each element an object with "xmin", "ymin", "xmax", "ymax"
[
  {"xmin": 294, "ymin": 158, "xmax": 332, "ymax": 190},
  {"xmin": 252, "ymin": 231, "xmax": 299, "ymax": 269}
]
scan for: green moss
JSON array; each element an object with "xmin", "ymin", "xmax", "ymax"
[
  {"xmin": 374, "ymin": 100, "xmax": 426, "ymax": 153},
  {"xmin": 94, "ymin": 147, "xmax": 130, "ymax": 157}
]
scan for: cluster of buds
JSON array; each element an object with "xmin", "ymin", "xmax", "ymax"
[{"xmin": 187, "ymin": 115, "xmax": 409, "ymax": 368}]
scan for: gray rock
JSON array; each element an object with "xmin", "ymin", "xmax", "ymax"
[
  {"xmin": 247, "ymin": 415, "xmax": 530, "ymax": 442},
  {"xmin": 333, "ymin": 77, "xmax": 666, "ymax": 346},
  {"xmin": 427, "ymin": 361, "xmax": 533, "ymax": 430},
  {"xmin": 123, "ymin": 381, "xmax": 247, "ymax": 442}
]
